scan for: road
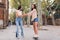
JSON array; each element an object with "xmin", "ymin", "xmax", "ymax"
[{"xmin": 0, "ymin": 25, "xmax": 60, "ymax": 40}]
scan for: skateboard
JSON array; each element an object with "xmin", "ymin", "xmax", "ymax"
[{"xmin": 33, "ymin": 37, "xmax": 38, "ymax": 40}]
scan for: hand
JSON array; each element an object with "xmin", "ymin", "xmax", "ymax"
[{"xmin": 23, "ymin": 14, "xmax": 28, "ymax": 17}]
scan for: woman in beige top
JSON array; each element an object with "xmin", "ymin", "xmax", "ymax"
[{"xmin": 24, "ymin": 4, "xmax": 39, "ymax": 38}]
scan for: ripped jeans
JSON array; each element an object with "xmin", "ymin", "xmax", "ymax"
[{"xmin": 15, "ymin": 17, "xmax": 24, "ymax": 37}]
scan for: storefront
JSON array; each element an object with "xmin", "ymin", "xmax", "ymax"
[{"xmin": 0, "ymin": 0, "xmax": 9, "ymax": 29}]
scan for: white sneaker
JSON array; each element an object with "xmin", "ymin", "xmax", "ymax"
[
  {"xmin": 17, "ymin": 36, "xmax": 20, "ymax": 39},
  {"xmin": 20, "ymin": 36, "xmax": 24, "ymax": 40},
  {"xmin": 33, "ymin": 34, "xmax": 39, "ymax": 38}
]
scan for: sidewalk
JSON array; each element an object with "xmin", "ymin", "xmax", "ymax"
[{"xmin": 0, "ymin": 25, "xmax": 60, "ymax": 40}]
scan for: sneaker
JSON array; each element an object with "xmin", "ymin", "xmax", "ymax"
[
  {"xmin": 16, "ymin": 33, "xmax": 20, "ymax": 39},
  {"xmin": 20, "ymin": 36, "xmax": 24, "ymax": 40},
  {"xmin": 33, "ymin": 34, "xmax": 39, "ymax": 38},
  {"xmin": 17, "ymin": 36, "xmax": 20, "ymax": 39}
]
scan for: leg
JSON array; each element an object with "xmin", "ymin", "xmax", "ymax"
[
  {"xmin": 19, "ymin": 20, "xmax": 24, "ymax": 37},
  {"xmin": 15, "ymin": 19, "xmax": 19, "ymax": 37},
  {"xmin": 33, "ymin": 22, "xmax": 38, "ymax": 35}
]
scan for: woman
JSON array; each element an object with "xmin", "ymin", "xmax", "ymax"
[
  {"xmin": 15, "ymin": 5, "xmax": 24, "ymax": 38},
  {"xmin": 24, "ymin": 4, "xmax": 39, "ymax": 38}
]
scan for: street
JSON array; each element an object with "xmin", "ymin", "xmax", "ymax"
[{"xmin": 0, "ymin": 25, "xmax": 60, "ymax": 40}]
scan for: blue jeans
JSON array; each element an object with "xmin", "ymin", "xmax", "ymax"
[{"xmin": 15, "ymin": 17, "xmax": 24, "ymax": 37}]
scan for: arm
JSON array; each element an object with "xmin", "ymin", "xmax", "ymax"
[
  {"xmin": 27, "ymin": 10, "xmax": 33, "ymax": 16},
  {"xmin": 23, "ymin": 10, "xmax": 34, "ymax": 17},
  {"xmin": 22, "ymin": 13, "xmax": 29, "ymax": 17},
  {"xmin": 23, "ymin": 12, "xmax": 32, "ymax": 17}
]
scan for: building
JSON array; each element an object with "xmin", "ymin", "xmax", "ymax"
[{"xmin": 0, "ymin": 0, "xmax": 9, "ymax": 28}]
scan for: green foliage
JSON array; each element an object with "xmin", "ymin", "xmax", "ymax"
[
  {"xmin": 41, "ymin": 0, "xmax": 52, "ymax": 16},
  {"xmin": 41, "ymin": 0, "xmax": 60, "ymax": 16},
  {"xmin": 9, "ymin": 12, "xmax": 16, "ymax": 22},
  {"xmin": 10, "ymin": 0, "xmax": 30, "ymax": 12},
  {"xmin": 10, "ymin": 0, "xmax": 21, "ymax": 9}
]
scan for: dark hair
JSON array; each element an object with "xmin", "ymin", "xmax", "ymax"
[
  {"xmin": 18, "ymin": 5, "xmax": 21, "ymax": 10},
  {"xmin": 31, "ymin": 4, "xmax": 36, "ymax": 11},
  {"xmin": 17, "ymin": 5, "xmax": 23, "ymax": 11}
]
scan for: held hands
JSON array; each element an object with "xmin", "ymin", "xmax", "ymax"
[
  {"xmin": 18, "ymin": 14, "xmax": 27, "ymax": 18},
  {"xmin": 16, "ymin": 13, "xmax": 28, "ymax": 18},
  {"xmin": 23, "ymin": 14, "xmax": 28, "ymax": 17},
  {"xmin": 17, "ymin": 13, "xmax": 26, "ymax": 17}
]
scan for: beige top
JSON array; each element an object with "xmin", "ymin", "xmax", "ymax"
[
  {"xmin": 16, "ymin": 10, "xmax": 22, "ymax": 17},
  {"xmin": 28, "ymin": 9, "xmax": 37, "ymax": 21}
]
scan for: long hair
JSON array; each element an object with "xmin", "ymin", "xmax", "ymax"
[{"xmin": 31, "ymin": 4, "xmax": 37, "ymax": 11}]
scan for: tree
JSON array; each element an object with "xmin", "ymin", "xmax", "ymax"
[
  {"xmin": 41, "ymin": 0, "xmax": 56, "ymax": 25},
  {"xmin": 41, "ymin": 0, "xmax": 48, "ymax": 25},
  {"xmin": 37, "ymin": 0, "xmax": 43, "ymax": 29},
  {"xmin": 47, "ymin": 0, "xmax": 60, "ymax": 25}
]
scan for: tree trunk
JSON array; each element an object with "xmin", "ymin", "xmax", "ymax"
[
  {"xmin": 27, "ymin": 0, "xmax": 32, "ymax": 27},
  {"xmin": 44, "ymin": 13, "xmax": 47, "ymax": 25},
  {"xmin": 51, "ymin": 11, "xmax": 55, "ymax": 25},
  {"xmin": 37, "ymin": 0, "xmax": 43, "ymax": 28},
  {"xmin": 50, "ymin": 8, "xmax": 55, "ymax": 25}
]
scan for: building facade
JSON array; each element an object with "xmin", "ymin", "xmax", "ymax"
[{"xmin": 0, "ymin": 0, "xmax": 9, "ymax": 28}]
